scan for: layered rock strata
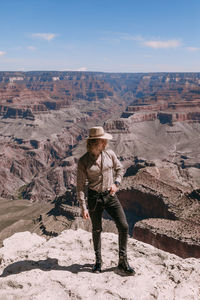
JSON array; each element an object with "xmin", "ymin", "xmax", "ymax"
[
  {"xmin": 133, "ymin": 219, "xmax": 200, "ymax": 258},
  {"xmin": 1, "ymin": 71, "xmax": 200, "ymax": 261},
  {"xmin": 118, "ymin": 167, "xmax": 200, "ymax": 258},
  {"xmin": 109, "ymin": 100, "xmax": 200, "ymax": 130}
]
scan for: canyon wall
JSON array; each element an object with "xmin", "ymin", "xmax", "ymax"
[
  {"xmin": 1, "ymin": 71, "xmax": 200, "ymax": 259},
  {"xmin": 117, "ymin": 166, "xmax": 200, "ymax": 258}
]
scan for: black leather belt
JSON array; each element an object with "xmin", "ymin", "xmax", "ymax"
[{"xmin": 88, "ymin": 189, "xmax": 110, "ymax": 197}]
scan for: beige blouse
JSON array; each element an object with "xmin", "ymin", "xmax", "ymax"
[{"xmin": 77, "ymin": 149, "xmax": 124, "ymax": 210}]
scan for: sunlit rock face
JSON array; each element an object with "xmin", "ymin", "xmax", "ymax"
[{"xmin": 0, "ymin": 229, "xmax": 199, "ymax": 300}]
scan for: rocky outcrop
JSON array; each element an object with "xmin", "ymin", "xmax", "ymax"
[
  {"xmin": 0, "ymin": 124, "xmax": 83, "ymax": 201},
  {"xmin": 106, "ymin": 108, "xmax": 200, "ymax": 130},
  {"xmin": 7, "ymin": 108, "xmax": 34, "ymax": 120},
  {"xmin": 35, "ymin": 202, "xmax": 118, "ymax": 239},
  {"xmin": 0, "ymin": 229, "xmax": 199, "ymax": 300},
  {"xmin": 118, "ymin": 187, "xmax": 176, "ymax": 220},
  {"xmin": 104, "ymin": 119, "xmax": 130, "ymax": 132},
  {"xmin": 122, "ymin": 103, "xmax": 167, "ymax": 115},
  {"xmin": 158, "ymin": 111, "xmax": 200, "ymax": 125},
  {"xmin": 121, "ymin": 102, "xmax": 200, "ymax": 125},
  {"xmin": 105, "ymin": 112, "xmax": 158, "ymax": 131},
  {"xmin": 133, "ymin": 219, "xmax": 200, "ymax": 258},
  {"xmin": 118, "ymin": 166, "xmax": 200, "ymax": 258},
  {"xmin": 168, "ymin": 101, "xmax": 200, "ymax": 110},
  {"xmin": 0, "ymin": 106, "xmax": 35, "ymax": 120}
]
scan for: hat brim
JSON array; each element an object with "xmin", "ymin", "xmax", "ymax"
[{"xmin": 87, "ymin": 133, "xmax": 113, "ymax": 140}]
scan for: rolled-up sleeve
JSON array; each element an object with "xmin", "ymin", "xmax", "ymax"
[
  {"xmin": 111, "ymin": 151, "xmax": 124, "ymax": 184},
  {"xmin": 77, "ymin": 159, "xmax": 87, "ymax": 210}
]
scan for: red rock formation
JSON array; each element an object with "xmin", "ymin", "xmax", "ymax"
[
  {"xmin": 2, "ymin": 107, "xmax": 35, "ymax": 120},
  {"xmin": 126, "ymin": 103, "xmax": 167, "ymax": 112},
  {"xmin": 117, "ymin": 167, "xmax": 200, "ymax": 258},
  {"xmin": 168, "ymin": 101, "xmax": 200, "ymax": 111},
  {"xmin": 104, "ymin": 119, "xmax": 130, "ymax": 132},
  {"xmin": 0, "ymin": 72, "xmax": 114, "ymax": 119},
  {"xmin": 133, "ymin": 219, "xmax": 200, "ymax": 258},
  {"xmin": 158, "ymin": 111, "xmax": 200, "ymax": 124},
  {"xmin": 129, "ymin": 112, "xmax": 157, "ymax": 123}
]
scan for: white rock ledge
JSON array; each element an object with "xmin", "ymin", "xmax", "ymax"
[{"xmin": 0, "ymin": 229, "xmax": 199, "ymax": 300}]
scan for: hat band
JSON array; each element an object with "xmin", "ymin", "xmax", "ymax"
[{"xmin": 89, "ymin": 132, "xmax": 105, "ymax": 138}]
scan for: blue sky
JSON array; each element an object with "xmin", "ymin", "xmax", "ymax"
[{"xmin": 0, "ymin": 0, "xmax": 199, "ymax": 72}]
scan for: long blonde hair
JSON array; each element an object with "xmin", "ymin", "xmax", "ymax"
[{"xmin": 87, "ymin": 138, "xmax": 107, "ymax": 154}]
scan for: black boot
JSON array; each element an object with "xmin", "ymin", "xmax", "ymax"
[
  {"xmin": 118, "ymin": 255, "xmax": 135, "ymax": 275},
  {"xmin": 92, "ymin": 261, "xmax": 102, "ymax": 273},
  {"xmin": 92, "ymin": 254, "xmax": 102, "ymax": 273}
]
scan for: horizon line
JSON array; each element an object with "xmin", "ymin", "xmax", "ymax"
[{"xmin": 0, "ymin": 70, "xmax": 200, "ymax": 74}]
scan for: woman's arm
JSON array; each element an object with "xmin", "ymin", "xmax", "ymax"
[
  {"xmin": 111, "ymin": 150, "xmax": 124, "ymax": 185},
  {"xmin": 109, "ymin": 150, "xmax": 124, "ymax": 194},
  {"xmin": 77, "ymin": 159, "xmax": 89, "ymax": 219}
]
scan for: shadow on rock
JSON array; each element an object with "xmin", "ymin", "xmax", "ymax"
[
  {"xmin": 0, "ymin": 258, "xmax": 94, "ymax": 277},
  {"xmin": 0, "ymin": 258, "xmax": 131, "ymax": 277}
]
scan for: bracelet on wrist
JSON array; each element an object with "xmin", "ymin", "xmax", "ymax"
[{"xmin": 114, "ymin": 181, "xmax": 120, "ymax": 187}]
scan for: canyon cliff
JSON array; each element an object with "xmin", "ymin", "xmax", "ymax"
[{"xmin": 0, "ymin": 71, "xmax": 200, "ymax": 259}]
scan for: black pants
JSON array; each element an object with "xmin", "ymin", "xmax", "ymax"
[{"xmin": 88, "ymin": 189, "xmax": 129, "ymax": 262}]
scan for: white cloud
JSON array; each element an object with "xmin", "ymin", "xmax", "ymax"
[
  {"xmin": 116, "ymin": 32, "xmax": 143, "ymax": 41},
  {"xmin": 100, "ymin": 32, "xmax": 181, "ymax": 51},
  {"xmin": 17, "ymin": 67, "xmax": 26, "ymax": 71},
  {"xmin": 100, "ymin": 32, "xmax": 143, "ymax": 43},
  {"xmin": 187, "ymin": 47, "xmax": 200, "ymax": 52},
  {"xmin": 76, "ymin": 67, "xmax": 87, "ymax": 71},
  {"xmin": 100, "ymin": 37, "xmax": 121, "ymax": 44},
  {"xmin": 143, "ymin": 39, "xmax": 181, "ymax": 49},
  {"xmin": 0, "ymin": 51, "xmax": 6, "ymax": 56},
  {"xmin": 61, "ymin": 67, "xmax": 87, "ymax": 71},
  {"xmin": 27, "ymin": 46, "xmax": 37, "ymax": 51},
  {"xmin": 32, "ymin": 33, "xmax": 57, "ymax": 41}
]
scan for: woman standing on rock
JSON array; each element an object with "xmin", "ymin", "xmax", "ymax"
[{"xmin": 77, "ymin": 126, "xmax": 134, "ymax": 274}]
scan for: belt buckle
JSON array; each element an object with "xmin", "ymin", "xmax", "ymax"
[{"xmin": 105, "ymin": 190, "xmax": 110, "ymax": 196}]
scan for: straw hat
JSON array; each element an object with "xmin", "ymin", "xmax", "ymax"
[{"xmin": 87, "ymin": 126, "xmax": 113, "ymax": 140}]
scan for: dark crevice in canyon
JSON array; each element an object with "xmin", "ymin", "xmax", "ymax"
[
  {"xmin": 118, "ymin": 188, "xmax": 177, "ymax": 236},
  {"xmin": 115, "ymin": 187, "xmax": 200, "ymax": 258}
]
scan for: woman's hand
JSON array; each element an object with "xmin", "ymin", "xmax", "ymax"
[
  {"xmin": 82, "ymin": 208, "xmax": 89, "ymax": 219},
  {"xmin": 109, "ymin": 184, "xmax": 118, "ymax": 195}
]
